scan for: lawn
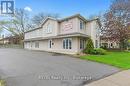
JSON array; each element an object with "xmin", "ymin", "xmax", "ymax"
[
  {"xmin": 0, "ymin": 80, "xmax": 5, "ymax": 86},
  {"xmin": 80, "ymin": 51, "xmax": 130, "ymax": 70}
]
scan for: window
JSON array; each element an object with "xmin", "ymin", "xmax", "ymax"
[
  {"xmin": 96, "ymin": 28, "xmax": 99, "ymax": 38},
  {"xmin": 63, "ymin": 38, "xmax": 72, "ymax": 49},
  {"xmin": 66, "ymin": 39, "xmax": 68, "ymax": 49},
  {"xmin": 111, "ymin": 43, "xmax": 113, "ymax": 47},
  {"xmin": 35, "ymin": 41, "xmax": 39, "ymax": 48},
  {"xmin": 95, "ymin": 40, "xmax": 98, "ymax": 48},
  {"xmin": 69, "ymin": 39, "xmax": 72, "ymax": 49},
  {"xmin": 80, "ymin": 39, "xmax": 86, "ymax": 49},
  {"xmin": 80, "ymin": 20, "xmax": 85, "ymax": 29},
  {"xmin": 46, "ymin": 23, "xmax": 52, "ymax": 33},
  {"xmin": 30, "ymin": 42, "xmax": 33, "ymax": 48},
  {"xmin": 63, "ymin": 39, "xmax": 66, "ymax": 49},
  {"xmin": 49, "ymin": 40, "xmax": 52, "ymax": 48}
]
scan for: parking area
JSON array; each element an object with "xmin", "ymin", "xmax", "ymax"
[{"xmin": 0, "ymin": 48, "xmax": 119, "ymax": 86}]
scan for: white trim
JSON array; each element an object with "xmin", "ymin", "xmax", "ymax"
[{"xmin": 62, "ymin": 38, "xmax": 72, "ymax": 49}]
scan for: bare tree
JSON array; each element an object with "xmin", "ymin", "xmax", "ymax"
[
  {"xmin": 102, "ymin": 0, "xmax": 130, "ymax": 49},
  {"xmin": 11, "ymin": 9, "xmax": 32, "ymax": 36},
  {"xmin": 0, "ymin": 10, "xmax": 60, "ymax": 38},
  {"xmin": 32, "ymin": 12, "xmax": 59, "ymax": 26},
  {"xmin": 0, "ymin": 9, "xmax": 32, "ymax": 38}
]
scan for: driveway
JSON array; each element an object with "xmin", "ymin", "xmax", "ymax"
[{"xmin": 0, "ymin": 48, "xmax": 119, "ymax": 86}]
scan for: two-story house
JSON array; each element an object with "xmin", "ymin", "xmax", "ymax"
[{"xmin": 24, "ymin": 14, "xmax": 100, "ymax": 54}]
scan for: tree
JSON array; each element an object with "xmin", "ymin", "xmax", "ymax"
[
  {"xmin": 0, "ymin": 10, "xmax": 60, "ymax": 39},
  {"xmin": 102, "ymin": 0, "xmax": 130, "ymax": 50},
  {"xmin": 0, "ymin": 8, "xmax": 32, "ymax": 39},
  {"xmin": 11, "ymin": 9, "xmax": 32, "ymax": 36},
  {"xmin": 0, "ymin": 21, "xmax": 7, "ymax": 33},
  {"xmin": 32, "ymin": 12, "xmax": 59, "ymax": 26},
  {"xmin": 85, "ymin": 38, "xmax": 94, "ymax": 54}
]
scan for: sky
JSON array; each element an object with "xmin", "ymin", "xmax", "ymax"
[
  {"xmin": 0, "ymin": 0, "xmax": 112, "ymax": 36},
  {"xmin": 15, "ymin": 0, "xmax": 112, "ymax": 18}
]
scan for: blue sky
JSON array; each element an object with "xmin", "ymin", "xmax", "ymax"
[
  {"xmin": 15, "ymin": 0, "xmax": 111, "ymax": 18},
  {"xmin": 0, "ymin": 0, "xmax": 111, "ymax": 36}
]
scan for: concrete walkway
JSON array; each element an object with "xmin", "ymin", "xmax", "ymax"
[{"xmin": 85, "ymin": 70, "xmax": 130, "ymax": 86}]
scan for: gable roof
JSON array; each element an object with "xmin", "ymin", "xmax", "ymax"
[
  {"xmin": 59, "ymin": 14, "xmax": 88, "ymax": 22},
  {"xmin": 88, "ymin": 18, "xmax": 101, "ymax": 27},
  {"xmin": 25, "ymin": 17, "xmax": 57, "ymax": 33},
  {"xmin": 40, "ymin": 17, "xmax": 58, "ymax": 26},
  {"xmin": 25, "ymin": 14, "xmax": 101, "ymax": 33}
]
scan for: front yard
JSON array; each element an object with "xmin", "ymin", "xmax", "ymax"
[
  {"xmin": 0, "ymin": 80, "xmax": 5, "ymax": 86},
  {"xmin": 80, "ymin": 51, "xmax": 130, "ymax": 70}
]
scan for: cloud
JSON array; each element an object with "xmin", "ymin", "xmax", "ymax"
[{"xmin": 24, "ymin": 6, "xmax": 32, "ymax": 12}]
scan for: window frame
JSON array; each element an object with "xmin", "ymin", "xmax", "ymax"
[
  {"xmin": 46, "ymin": 23, "xmax": 52, "ymax": 34},
  {"xmin": 95, "ymin": 40, "xmax": 98, "ymax": 48},
  {"xmin": 35, "ymin": 41, "xmax": 39, "ymax": 48},
  {"xmin": 80, "ymin": 20, "xmax": 85, "ymax": 30},
  {"xmin": 80, "ymin": 39, "xmax": 86, "ymax": 49},
  {"xmin": 63, "ymin": 38, "xmax": 72, "ymax": 49},
  {"xmin": 48, "ymin": 40, "xmax": 52, "ymax": 48}
]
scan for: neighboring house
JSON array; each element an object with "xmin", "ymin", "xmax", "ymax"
[
  {"xmin": 24, "ymin": 14, "xmax": 100, "ymax": 54},
  {"xmin": 0, "ymin": 36, "xmax": 22, "ymax": 45},
  {"xmin": 100, "ymin": 36, "xmax": 120, "ymax": 49},
  {"xmin": 0, "ymin": 37, "xmax": 3, "ymax": 44}
]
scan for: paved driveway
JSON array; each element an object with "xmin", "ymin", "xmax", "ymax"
[{"xmin": 0, "ymin": 49, "xmax": 119, "ymax": 86}]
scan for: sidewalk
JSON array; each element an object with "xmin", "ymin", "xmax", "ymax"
[{"xmin": 85, "ymin": 70, "xmax": 130, "ymax": 86}]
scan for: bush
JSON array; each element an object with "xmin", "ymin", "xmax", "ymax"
[
  {"xmin": 84, "ymin": 38, "xmax": 94, "ymax": 54},
  {"xmin": 91, "ymin": 48, "xmax": 107, "ymax": 55}
]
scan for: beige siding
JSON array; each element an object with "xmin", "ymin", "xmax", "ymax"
[
  {"xmin": 25, "ymin": 19, "xmax": 59, "ymax": 39},
  {"xmin": 59, "ymin": 17, "xmax": 79, "ymax": 34},
  {"xmin": 25, "ymin": 37, "xmax": 79, "ymax": 54},
  {"xmin": 77, "ymin": 18, "xmax": 87, "ymax": 34},
  {"xmin": 42, "ymin": 19, "xmax": 59, "ymax": 37},
  {"xmin": 24, "ymin": 15, "xmax": 101, "ymax": 54},
  {"xmin": 25, "ymin": 29, "xmax": 42, "ymax": 39},
  {"xmin": 86, "ymin": 21, "xmax": 100, "ymax": 48}
]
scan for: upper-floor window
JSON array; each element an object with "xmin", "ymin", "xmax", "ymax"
[
  {"xmin": 80, "ymin": 20, "xmax": 85, "ymax": 29},
  {"xmin": 46, "ymin": 23, "xmax": 52, "ymax": 33},
  {"xmin": 63, "ymin": 38, "xmax": 72, "ymax": 49}
]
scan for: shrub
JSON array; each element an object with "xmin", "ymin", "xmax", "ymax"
[
  {"xmin": 91, "ymin": 48, "xmax": 107, "ymax": 55},
  {"xmin": 84, "ymin": 38, "xmax": 94, "ymax": 54}
]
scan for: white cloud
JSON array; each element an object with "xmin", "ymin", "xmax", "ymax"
[{"xmin": 24, "ymin": 6, "xmax": 32, "ymax": 12}]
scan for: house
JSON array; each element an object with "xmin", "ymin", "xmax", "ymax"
[
  {"xmin": 100, "ymin": 36, "xmax": 121, "ymax": 49},
  {"xmin": 0, "ymin": 35, "xmax": 22, "ymax": 45},
  {"xmin": 101, "ymin": 39, "xmax": 120, "ymax": 49},
  {"xmin": 24, "ymin": 14, "xmax": 100, "ymax": 54}
]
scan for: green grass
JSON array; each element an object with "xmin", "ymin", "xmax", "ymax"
[
  {"xmin": 0, "ymin": 80, "xmax": 6, "ymax": 86},
  {"xmin": 80, "ymin": 51, "xmax": 130, "ymax": 70}
]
